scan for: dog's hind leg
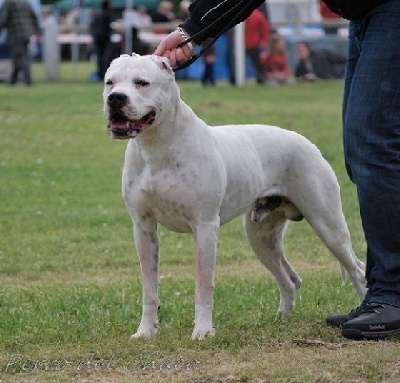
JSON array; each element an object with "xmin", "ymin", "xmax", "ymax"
[
  {"xmin": 306, "ymin": 212, "xmax": 367, "ymax": 301},
  {"xmin": 244, "ymin": 211, "xmax": 302, "ymax": 318},
  {"xmin": 285, "ymin": 165, "xmax": 367, "ymax": 301}
]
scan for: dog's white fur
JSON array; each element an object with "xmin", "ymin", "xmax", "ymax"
[{"xmin": 103, "ymin": 54, "xmax": 366, "ymax": 340}]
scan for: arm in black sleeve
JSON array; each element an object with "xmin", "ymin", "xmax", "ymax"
[{"xmin": 180, "ymin": 0, "xmax": 266, "ymax": 45}]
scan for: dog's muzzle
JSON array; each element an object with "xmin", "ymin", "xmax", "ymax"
[
  {"xmin": 107, "ymin": 92, "xmax": 156, "ymax": 140},
  {"xmin": 108, "ymin": 92, "xmax": 128, "ymax": 112}
]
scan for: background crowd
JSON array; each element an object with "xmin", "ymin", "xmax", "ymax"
[{"xmin": 0, "ymin": 0, "xmax": 348, "ymax": 85}]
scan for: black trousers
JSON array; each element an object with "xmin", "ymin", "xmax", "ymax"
[
  {"xmin": 10, "ymin": 42, "xmax": 32, "ymax": 85},
  {"xmin": 245, "ymin": 47, "xmax": 265, "ymax": 83}
]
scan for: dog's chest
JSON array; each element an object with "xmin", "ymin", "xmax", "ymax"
[{"xmin": 124, "ymin": 161, "xmax": 199, "ymax": 232}]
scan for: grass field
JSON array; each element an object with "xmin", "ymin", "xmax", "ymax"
[{"xmin": 1, "ymin": 62, "xmax": 399, "ymax": 383}]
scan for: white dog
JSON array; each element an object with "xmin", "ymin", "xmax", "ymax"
[{"xmin": 103, "ymin": 54, "xmax": 366, "ymax": 340}]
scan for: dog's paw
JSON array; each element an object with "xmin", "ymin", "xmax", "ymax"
[
  {"xmin": 275, "ymin": 310, "xmax": 288, "ymax": 321},
  {"xmin": 275, "ymin": 302, "xmax": 295, "ymax": 321},
  {"xmin": 191, "ymin": 326, "xmax": 216, "ymax": 340},
  {"xmin": 131, "ymin": 323, "xmax": 158, "ymax": 340}
]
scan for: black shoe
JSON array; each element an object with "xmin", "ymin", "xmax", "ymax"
[
  {"xmin": 341, "ymin": 303, "xmax": 400, "ymax": 340},
  {"xmin": 325, "ymin": 306, "xmax": 363, "ymax": 328}
]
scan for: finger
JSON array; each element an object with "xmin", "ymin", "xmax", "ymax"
[
  {"xmin": 168, "ymin": 50, "xmax": 179, "ymax": 68},
  {"xmin": 154, "ymin": 41, "xmax": 166, "ymax": 56},
  {"xmin": 175, "ymin": 47, "xmax": 188, "ymax": 63},
  {"xmin": 181, "ymin": 44, "xmax": 194, "ymax": 59}
]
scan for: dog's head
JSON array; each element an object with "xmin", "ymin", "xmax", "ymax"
[{"xmin": 103, "ymin": 54, "xmax": 176, "ymax": 140}]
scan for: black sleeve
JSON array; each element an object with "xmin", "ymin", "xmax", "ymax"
[
  {"xmin": 180, "ymin": 0, "xmax": 266, "ymax": 45},
  {"xmin": 322, "ymin": 0, "xmax": 387, "ymax": 20},
  {"xmin": 295, "ymin": 61, "xmax": 308, "ymax": 78}
]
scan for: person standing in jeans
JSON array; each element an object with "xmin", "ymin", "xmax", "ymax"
[
  {"xmin": 324, "ymin": 0, "xmax": 400, "ymax": 340},
  {"xmin": 0, "ymin": 0, "xmax": 40, "ymax": 86}
]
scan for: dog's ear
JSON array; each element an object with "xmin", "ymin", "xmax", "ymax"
[{"xmin": 149, "ymin": 55, "xmax": 175, "ymax": 79}]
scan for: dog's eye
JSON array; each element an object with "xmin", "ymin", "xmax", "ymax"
[
  {"xmin": 134, "ymin": 79, "xmax": 150, "ymax": 87},
  {"xmin": 105, "ymin": 79, "xmax": 113, "ymax": 85}
]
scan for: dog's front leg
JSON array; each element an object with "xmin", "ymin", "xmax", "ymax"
[
  {"xmin": 192, "ymin": 222, "xmax": 219, "ymax": 340},
  {"xmin": 131, "ymin": 221, "xmax": 160, "ymax": 340}
]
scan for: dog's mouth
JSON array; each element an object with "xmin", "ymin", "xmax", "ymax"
[{"xmin": 107, "ymin": 110, "xmax": 156, "ymax": 139}]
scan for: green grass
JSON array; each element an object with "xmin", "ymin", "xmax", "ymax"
[{"xmin": 0, "ymin": 62, "xmax": 398, "ymax": 383}]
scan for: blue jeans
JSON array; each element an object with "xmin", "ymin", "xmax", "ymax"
[{"xmin": 343, "ymin": 0, "xmax": 400, "ymax": 307}]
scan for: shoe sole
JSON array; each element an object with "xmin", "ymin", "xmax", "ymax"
[
  {"xmin": 326, "ymin": 321, "xmax": 347, "ymax": 328},
  {"xmin": 342, "ymin": 328, "xmax": 400, "ymax": 340},
  {"xmin": 326, "ymin": 315, "xmax": 356, "ymax": 328}
]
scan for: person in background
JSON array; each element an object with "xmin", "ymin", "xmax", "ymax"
[
  {"xmin": 0, "ymin": 0, "xmax": 40, "ymax": 86},
  {"xmin": 201, "ymin": 38, "xmax": 216, "ymax": 86},
  {"xmin": 319, "ymin": 0, "xmax": 342, "ymax": 34},
  {"xmin": 150, "ymin": 1, "xmax": 175, "ymax": 22},
  {"xmin": 294, "ymin": 41, "xmax": 346, "ymax": 81},
  {"xmin": 149, "ymin": 1, "xmax": 176, "ymax": 34},
  {"xmin": 155, "ymin": 0, "xmax": 400, "ymax": 340},
  {"xmin": 177, "ymin": 0, "xmax": 191, "ymax": 21},
  {"xmin": 124, "ymin": 5, "xmax": 152, "ymax": 28},
  {"xmin": 224, "ymin": 29, "xmax": 236, "ymax": 85},
  {"xmin": 244, "ymin": 7, "xmax": 271, "ymax": 84},
  {"xmin": 260, "ymin": 33, "xmax": 291, "ymax": 85},
  {"xmin": 123, "ymin": 5, "xmax": 152, "ymax": 55},
  {"xmin": 90, "ymin": 0, "xmax": 112, "ymax": 81}
]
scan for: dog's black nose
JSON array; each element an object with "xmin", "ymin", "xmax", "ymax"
[{"xmin": 108, "ymin": 92, "xmax": 128, "ymax": 111}]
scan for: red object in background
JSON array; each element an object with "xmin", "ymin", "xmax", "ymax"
[
  {"xmin": 260, "ymin": 51, "xmax": 290, "ymax": 79},
  {"xmin": 320, "ymin": 0, "xmax": 341, "ymax": 19},
  {"xmin": 244, "ymin": 9, "xmax": 271, "ymax": 49}
]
